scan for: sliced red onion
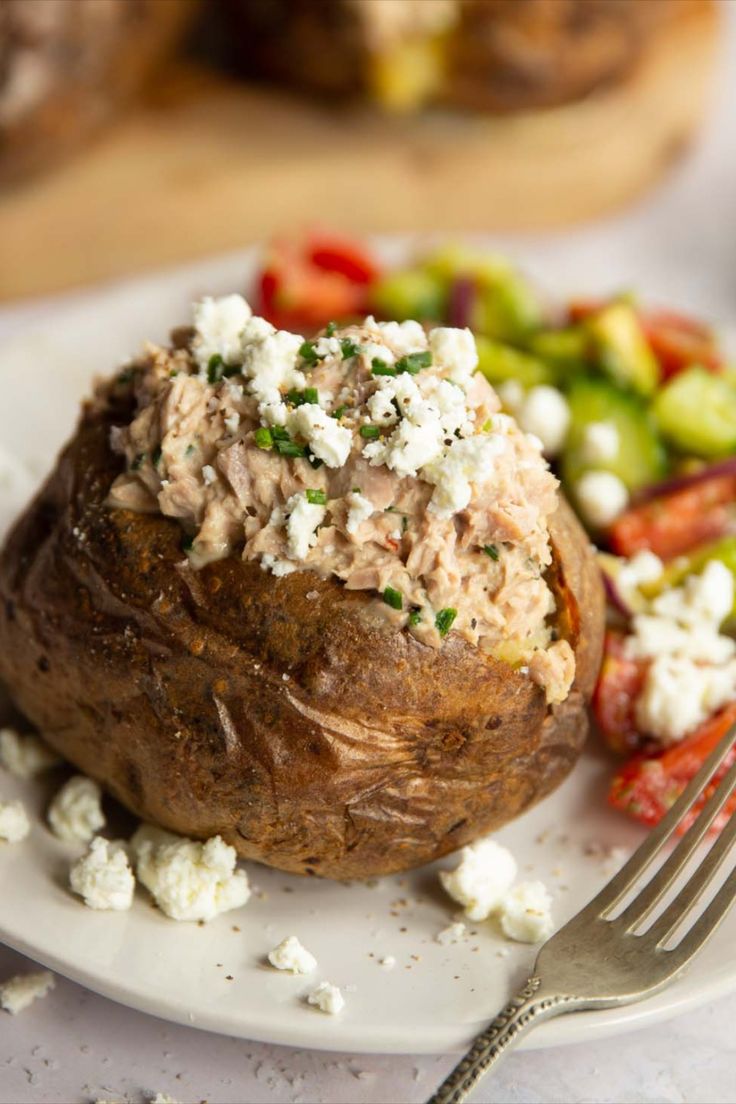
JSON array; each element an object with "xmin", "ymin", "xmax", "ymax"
[
  {"xmin": 447, "ymin": 277, "xmax": 476, "ymax": 329},
  {"xmin": 634, "ymin": 457, "xmax": 736, "ymax": 504}
]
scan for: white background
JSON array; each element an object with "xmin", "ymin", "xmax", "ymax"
[{"xmin": 3, "ymin": 5, "xmax": 736, "ymax": 1103}]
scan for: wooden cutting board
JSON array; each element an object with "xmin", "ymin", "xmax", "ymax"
[{"xmin": 0, "ymin": 0, "xmax": 718, "ymax": 303}]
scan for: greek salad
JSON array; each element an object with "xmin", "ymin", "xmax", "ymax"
[{"xmin": 253, "ymin": 232, "xmax": 736, "ymax": 834}]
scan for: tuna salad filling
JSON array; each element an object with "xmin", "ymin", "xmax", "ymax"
[{"xmin": 107, "ymin": 295, "xmax": 575, "ymax": 704}]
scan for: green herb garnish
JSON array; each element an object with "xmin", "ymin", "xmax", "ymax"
[
  {"xmin": 287, "ymin": 387, "xmax": 320, "ymax": 407},
  {"xmin": 481, "ymin": 418, "xmax": 493, "ymax": 433},
  {"xmin": 185, "ymin": 443, "xmax": 196, "ymax": 457},
  {"xmin": 306, "ymin": 489, "xmax": 327, "ymax": 506},
  {"xmin": 274, "ymin": 439, "xmax": 307, "ymax": 458},
  {"xmin": 271, "ymin": 425, "xmax": 291, "ymax": 442},
  {"xmin": 383, "ymin": 587, "xmax": 403, "ymax": 611},
  {"xmin": 254, "ymin": 428, "xmax": 274, "ymax": 450},
  {"xmin": 340, "ymin": 338, "xmax": 361, "ymax": 359},
  {"xmin": 408, "ymin": 610, "xmax": 422, "ymax": 627},
  {"xmin": 131, "ymin": 453, "xmax": 145, "ymax": 471},
  {"xmin": 435, "ymin": 608, "xmax": 457, "ymax": 637},
  {"xmin": 360, "ymin": 425, "xmax": 380, "ymax": 439},
  {"xmin": 304, "ymin": 386, "xmax": 319, "ymax": 404},
  {"xmin": 483, "ymin": 544, "xmax": 499, "ymax": 561},
  {"xmin": 299, "ymin": 340, "xmax": 320, "ymax": 365},
  {"xmin": 207, "ymin": 354, "xmax": 224, "ymax": 383},
  {"xmin": 371, "ymin": 358, "xmax": 396, "ymax": 377},
  {"xmin": 332, "ymin": 405, "xmax": 346, "ymax": 420},
  {"xmin": 396, "ymin": 351, "xmax": 432, "ymax": 375},
  {"xmin": 325, "ymin": 321, "xmax": 337, "ymax": 337},
  {"xmin": 402, "ymin": 515, "xmax": 408, "ymax": 534}
]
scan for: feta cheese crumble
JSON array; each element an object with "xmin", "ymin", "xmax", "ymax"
[
  {"xmin": 131, "ymin": 825, "xmax": 250, "ymax": 922},
  {"xmin": 0, "ymin": 970, "xmax": 55, "ymax": 1015},
  {"xmin": 289, "ymin": 403, "xmax": 352, "ymax": 468},
  {"xmin": 575, "ymin": 470, "xmax": 629, "ymax": 528},
  {"xmin": 625, "ymin": 561, "xmax": 736, "ymax": 743},
  {"xmin": 307, "ymin": 981, "xmax": 345, "ymax": 1015},
  {"xmin": 515, "ymin": 385, "xmax": 570, "ymax": 458},
  {"xmin": 581, "ymin": 420, "xmax": 619, "ymax": 464},
  {"xmin": 439, "ymin": 838, "xmax": 517, "ymax": 921},
  {"xmin": 48, "ymin": 775, "xmax": 105, "ymax": 844},
  {"xmin": 267, "ymin": 935, "xmax": 318, "ymax": 974},
  {"xmin": 285, "ymin": 493, "xmax": 326, "ymax": 561},
  {"xmin": 345, "ymin": 491, "xmax": 375, "ymax": 535},
  {"xmin": 192, "ymin": 294, "xmax": 252, "ymax": 371},
  {"xmin": 0, "ymin": 728, "xmax": 60, "ymax": 779},
  {"xmin": 499, "ymin": 881, "xmax": 554, "ymax": 943},
  {"xmin": 0, "ymin": 799, "xmax": 30, "ymax": 842},
  {"xmin": 424, "ymin": 434, "xmax": 506, "ymax": 518},
  {"xmin": 428, "ymin": 326, "xmax": 478, "ymax": 386},
  {"xmin": 69, "ymin": 837, "xmax": 135, "ymax": 911}
]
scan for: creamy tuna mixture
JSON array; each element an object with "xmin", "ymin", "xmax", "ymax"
[{"xmin": 108, "ymin": 295, "xmax": 574, "ymax": 703}]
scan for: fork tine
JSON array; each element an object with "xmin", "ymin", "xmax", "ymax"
[
  {"xmin": 667, "ymin": 861, "xmax": 736, "ymax": 972},
  {"xmin": 645, "ymin": 803, "xmax": 736, "ymax": 946},
  {"xmin": 618, "ymin": 753, "xmax": 736, "ymax": 931},
  {"xmin": 577, "ymin": 722, "xmax": 736, "ymax": 922}
]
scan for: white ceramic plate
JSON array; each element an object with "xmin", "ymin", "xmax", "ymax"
[{"xmin": 1, "ymin": 246, "xmax": 735, "ymax": 1056}]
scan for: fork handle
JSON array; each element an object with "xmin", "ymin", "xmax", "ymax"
[{"xmin": 427, "ymin": 976, "xmax": 576, "ymax": 1104}]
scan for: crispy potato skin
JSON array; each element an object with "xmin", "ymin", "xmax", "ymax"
[{"xmin": 0, "ymin": 392, "xmax": 604, "ymax": 878}]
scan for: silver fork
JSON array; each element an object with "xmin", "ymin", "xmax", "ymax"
[{"xmin": 428, "ymin": 723, "xmax": 736, "ymax": 1104}]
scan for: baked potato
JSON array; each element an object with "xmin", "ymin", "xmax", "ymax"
[{"xmin": 0, "ymin": 306, "xmax": 604, "ymax": 879}]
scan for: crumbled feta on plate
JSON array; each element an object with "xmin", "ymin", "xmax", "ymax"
[
  {"xmin": 0, "ymin": 727, "xmax": 60, "ymax": 779},
  {"xmin": 307, "ymin": 981, "xmax": 345, "ymax": 1015},
  {"xmin": 267, "ymin": 935, "xmax": 317, "ymax": 974},
  {"xmin": 0, "ymin": 970, "xmax": 55, "ymax": 1015},
  {"xmin": 131, "ymin": 825, "xmax": 250, "ymax": 922},
  {"xmin": 70, "ymin": 836, "xmax": 135, "ymax": 911},
  {"xmin": 0, "ymin": 799, "xmax": 30, "ymax": 843},
  {"xmin": 48, "ymin": 775, "xmax": 105, "ymax": 844},
  {"xmin": 499, "ymin": 881, "xmax": 554, "ymax": 943},
  {"xmin": 439, "ymin": 838, "xmax": 517, "ymax": 921}
]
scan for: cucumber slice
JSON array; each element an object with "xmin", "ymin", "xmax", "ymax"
[
  {"xmin": 420, "ymin": 246, "xmax": 542, "ymax": 341},
  {"xmin": 372, "ymin": 268, "xmax": 446, "ymax": 322},
  {"xmin": 476, "ymin": 336, "xmax": 556, "ymax": 388},
  {"xmin": 587, "ymin": 303, "xmax": 660, "ymax": 396},
  {"xmin": 562, "ymin": 376, "xmax": 667, "ymax": 492},
  {"xmin": 526, "ymin": 327, "xmax": 590, "ymax": 371},
  {"xmin": 653, "ymin": 366, "xmax": 736, "ymax": 458}
]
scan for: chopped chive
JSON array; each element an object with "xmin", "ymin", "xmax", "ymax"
[
  {"xmin": 360, "ymin": 425, "xmax": 380, "ymax": 439},
  {"xmin": 254, "ymin": 427, "xmax": 273, "ymax": 449},
  {"xmin": 408, "ymin": 610, "xmax": 422, "ymax": 627},
  {"xmin": 325, "ymin": 321, "xmax": 337, "ymax": 337},
  {"xmin": 371, "ymin": 358, "xmax": 396, "ymax": 377},
  {"xmin": 304, "ymin": 386, "xmax": 319, "ymax": 404},
  {"xmin": 396, "ymin": 351, "xmax": 432, "ymax": 375},
  {"xmin": 402, "ymin": 515, "xmax": 408, "ymax": 533},
  {"xmin": 223, "ymin": 364, "xmax": 241, "ymax": 379},
  {"xmin": 483, "ymin": 544, "xmax": 499, "ymax": 561},
  {"xmin": 332, "ymin": 405, "xmax": 346, "ymax": 420},
  {"xmin": 481, "ymin": 418, "xmax": 493, "ymax": 433},
  {"xmin": 185, "ymin": 443, "xmax": 196, "ymax": 457},
  {"xmin": 340, "ymin": 338, "xmax": 361, "ymax": 359},
  {"xmin": 299, "ymin": 340, "xmax": 319, "ymax": 365},
  {"xmin": 274, "ymin": 439, "xmax": 307, "ymax": 458},
  {"xmin": 307, "ymin": 452, "xmax": 324, "ymax": 469},
  {"xmin": 306, "ymin": 488, "xmax": 327, "ymax": 505},
  {"xmin": 207, "ymin": 354, "xmax": 224, "ymax": 384},
  {"xmin": 270, "ymin": 425, "xmax": 291, "ymax": 442},
  {"xmin": 131, "ymin": 453, "xmax": 145, "ymax": 471},
  {"xmin": 152, "ymin": 446, "xmax": 163, "ymax": 467},
  {"xmin": 435, "ymin": 607, "xmax": 457, "ymax": 637},
  {"xmin": 383, "ymin": 586, "xmax": 403, "ymax": 611}
]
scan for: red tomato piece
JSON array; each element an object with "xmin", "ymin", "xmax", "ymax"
[
  {"xmin": 592, "ymin": 632, "xmax": 649, "ymax": 755},
  {"xmin": 307, "ymin": 236, "xmax": 379, "ymax": 285},
  {"xmin": 609, "ymin": 475, "xmax": 736, "ymax": 560},
  {"xmin": 641, "ymin": 310, "xmax": 722, "ymax": 381},
  {"xmin": 609, "ymin": 702, "xmax": 736, "ymax": 830},
  {"xmin": 255, "ymin": 235, "xmax": 380, "ymax": 332}
]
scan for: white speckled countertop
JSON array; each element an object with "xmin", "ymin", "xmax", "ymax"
[{"xmin": 3, "ymin": 7, "xmax": 736, "ymax": 1103}]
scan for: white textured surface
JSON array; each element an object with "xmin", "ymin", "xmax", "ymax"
[{"xmin": 2, "ymin": 6, "xmax": 736, "ymax": 1101}]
